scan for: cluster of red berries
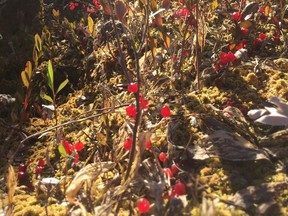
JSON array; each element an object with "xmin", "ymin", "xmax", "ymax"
[
  {"xmin": 253, "ymin": 32, "xmax": 267, "ymax": 46},
  {"xmin": 69, "ymin": 2, "xmax": 79, "ymax": 10},
  {"xmin": 69, "ymin": 0, "xmax": 101, "ymax": 12},
  {"xmin": 60, "ymin": 140, "xmax": 84, "ymax": 163},
  {"xmin": 126, "ymin": 83, "xmax": 175, "ymax": 214},
  {"xmin": 158, "ymin": 152, "xmax": 187, "ymax": 200},
  {"xmin": 218, "ymin": 51, "xmax": 237, "ymax": 66},
  {"xmin": 18, "ymin": 158, "xmax": 45, "ymax": 182},
  {"xmin": 137, "ymin": 181, "xmax": 186, "ymax": 214},
  {"xmin": 126, "ymin": 83, "xmax": 171, "ymax": 120},
  {"xmin": 123, "ymin": 137, "xmax": 152, "ymax": 151}
]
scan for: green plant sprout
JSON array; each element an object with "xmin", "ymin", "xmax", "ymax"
[
  {"xmin": 41, "ymin": 60, "xmax": 69, "ymax": 124},
  {"xmin": 20, "ymin": 33, "xmax": 43, "ymax": 122}
]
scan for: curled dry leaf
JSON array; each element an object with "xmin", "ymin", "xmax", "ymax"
[
  {"xmin": 66, "ymin": 162, "xmax": 115, "ymax": 203},
  {"xmin": 228, "ymin": 182, "xmax": 288, "ymax": 215},
  {"xmin": 188, "ymin": 130, "xmax": 270, "ymax": 161},
  {"xmin": 248, "ymin": 97, "xmax": 288, "ymax": 126}
]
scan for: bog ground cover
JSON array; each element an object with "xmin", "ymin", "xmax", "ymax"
[{"xmin": 0, "ymin": 0, "xmax": 288, "ymax": 215}]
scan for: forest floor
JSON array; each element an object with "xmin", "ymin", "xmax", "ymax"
[{"xmin": 0, "ymin": 0, "xmax": 288, "ymax": 215}]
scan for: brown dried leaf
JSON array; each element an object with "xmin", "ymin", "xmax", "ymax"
[
  {"xmin": 158, "ymin": 31, "xmax": 171, "ymax": 49},
  {"xmin": 150, "ymin": 0, "xmax": 157, "ymax": 12},
  {"xmin": 6, "ymin": 165, "xmax": 16, "ymax": 216},
  {"xmin": 188, "ymin": 130, "xmax": 270, "ymax": 161},
  {"xmin": 66, "ymin": 162, "xmax": 115, "ymax": 203},
  {"xmin": 260, "ymin": 128, "xmax": 288, "ymax": 146},
  {"xmin": 197, "ymin": 10, "xmax": 207, "ymax": 52},
  {"xmin": 228, "ymin": 182, "xmax": 288, "ymax": 215},
  {"xmin": 155, "ymin": 13, "xmax": 163, "ymax": 26},
  {"xmin": 162, "ymin": 0, "xmax": 170, "ymax": 9},
  {"xmin": 149, "ymin": 37, "xmax": 157, "ymax": 64},
  {"xmin": 115, "ymin": 0, "xmax": 127, "ymax": 22},
  {"xmin": 100, "ymin": 0, "xmax": 112, "ymax": 15},
  {"xmin": 239, "ymin": 20, "xmax": 253, "ymax": 29},
  {"xmin": 241, "ymin": 2, "xmax": 259, "ymax": 20}
]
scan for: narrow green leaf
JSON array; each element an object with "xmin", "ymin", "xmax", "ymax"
[
  {"xmin": 47, "ymin": 60, "xmax": 54, "ymax": 90},
  {"xmin": 56, "ymin": 79, "xmax": 69, "ymax": 94},
  {"xmin": 40, "ymin": 92, "xmax": 53, "ymax": 103},
  {"xmin": 58, "ymin": 143, "xmax": 67, "ymax": 157}
]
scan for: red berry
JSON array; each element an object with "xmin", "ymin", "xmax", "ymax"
[
  {"xmin": 137, "ymin": 198, "xmax": 150, "ymax": 214},
  {"xmin": 160, "ymin": 106, "xmax": 171, "ymax": 118},
  {"xmin": 139, "ymin": 95, "xmax": 149, "ymax": 110},
  {"xmin": 219, "ymin": 52, "xmax": 236, "ymax": 65},
  {"xmin": 173, "ymin": 181, "xmax": 186, "ymax": 196},
  {"xmin": 241, "ymin": 39, "xmax": 248, "ymax": 45},
  {"xmin": 214, "ymin": 64, "xmax": 220, "ymax": 71},
  {"xmin": 18, "ymin": 171, "xmax": 25, "ymax": 181},
  {"xmin": 226, "ymin": 52, "xmax": 236, "ymax": 62},
  {"xmin": 69, "ymin": 2, "xmax": 76, "ymax": 10},
  {"xmin": 75, "ymin": 141, "xmax": 84, "ymax": 151},
  {"xmin": 127, "ymin": 83, "xmax": 139, "ymax": 93},
  {"xmin": 259, "ymin": 7, "xmax": 264, "ymax": 13},
  {"xmin": 163, "ymin": 168, "xmax": 173, "ymax": 178},
  {"xmin": 171, "ymin": 164, "xmax": 179, "ymax": 174},
  {"xmin": 253, "ymin": 38, "xmax": 262, "ymax": 46},
  {"xmin": 18, "ymin": 163, "xmax": 27, "ymax": 172},
  {"xmin": 126, "ymin": 104, "xmax": 137, "ymax": 119},
  {"xmin": 37, "ymin": 159, "xmax": 45, "ymax": 167},
  {"xmin": 241, "ymin": 27, "xmax": 249, "ymax": 35},
  {"xmin": 174, "ymin": 8, "xmax": 190, "ymax": 18},
  {"xmin": 235, "ymin": 43, "xmax": 244, "ymax": 50},
  {"xmin": 159, "ymin": 152, "xmax": 167, "ymax": 162},
  {"xmin": 258, "ymin": 33, "xmax": 266, "ymax": 40},
  {"xmin": 62, "ymin": 140, "xmax": 73, "ymax": 155},
  {"xmin": 123, "ymin": 137, "xmax": 132, "ymax": 151},
  {"xmin": 146, "ymin": 140, "xmax": 151, "ymax": 150},
  {"xmin": 35, "ymin": 166, "xmax": 43, "ymax": 174},
  {"xmin": 74, "ymin": 153, "xmax": 79, "ymax": 163},
  {"xmin": 232, "ymin": 12, "xmax": 242, "ymax": 21}
]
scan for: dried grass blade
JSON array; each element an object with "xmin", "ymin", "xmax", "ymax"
[{"xmin": 66, "ymin": 162, "xmax": 115, "ymax": 203}]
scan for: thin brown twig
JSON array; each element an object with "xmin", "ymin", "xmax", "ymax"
[
  {"xmin": 106, "ymin": 0, "xmax": 131, "ymax": 83},
  {"xmin": 195, "ymin": 0, "xmax": 200, "ymax": 90},
  {"xmin": 20, "ymin": 104, "xmax": 128, "ymax": 144}
]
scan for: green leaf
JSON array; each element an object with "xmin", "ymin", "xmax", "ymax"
[
  {"xmin": 47, "ymin": 60, "xmax": 54, "ymax": 90},
  {"xmin": 40, "ymin": 92, "xmax": 53, "ymax": 103},
  {"xmin": 56, "ymin": 78, "xmax": 69, "ymax": 94},
  {"xmin": 58, "ymin": 143, "xmax": 67, "ymax": 157}
]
